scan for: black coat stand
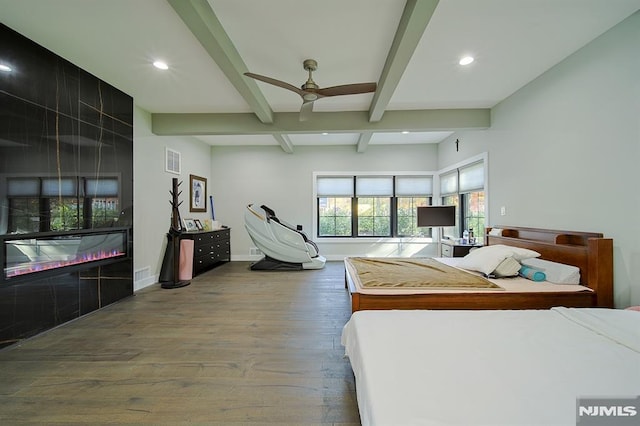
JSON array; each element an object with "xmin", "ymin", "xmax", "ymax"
[{"xmin": 160, "ymin": 178, "xmax": 191, "ymax": 289}]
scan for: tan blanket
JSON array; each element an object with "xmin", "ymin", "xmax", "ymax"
[{"xmin": 347, "ymin": 257, "xmax": 503, "ymax": 290}]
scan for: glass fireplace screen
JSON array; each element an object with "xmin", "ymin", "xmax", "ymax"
[{"xmin": 2, "ymin": 228, "xmax": 128, "ymax": 283}]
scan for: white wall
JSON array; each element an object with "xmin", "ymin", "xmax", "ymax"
[
  {"xmin": 438, "ymin": 11, "xmax": 640, "ymax": 307},
  {"xmin": 133, "ymin": 107, "xmax": 212, "ymax": 290},
  {"xmin": 209, "ymin": 144, "xmax": 439, "ymax": 260}
]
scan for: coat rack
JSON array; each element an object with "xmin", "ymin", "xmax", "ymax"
[{"xmin": 159, "ymin": 178, "xmax": 191, "ymax": 289}]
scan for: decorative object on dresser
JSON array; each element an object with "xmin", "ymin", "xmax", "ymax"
[
  {"xmin": 181, "ymin": 228, "xmax": 231, "ymax": 276},
  {"xmin": 159, "ymin": 178, "xmax": 191, "ymax": 289}
]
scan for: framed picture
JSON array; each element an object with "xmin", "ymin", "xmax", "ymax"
[
  {"xmin": 189, "ymin": 174, "xmax": 207, "ymax": 212},
  {"xmin": 193, "ymin": 219, "xmax": 204, "ymax": 231},
  {"xmin": 183, "ymin": 218, "xmax": 197, "ymax": 232}
]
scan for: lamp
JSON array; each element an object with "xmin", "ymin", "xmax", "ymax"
[{"xmin": 417, "ymin": 206, "xmax": 456, "ymax": 255}]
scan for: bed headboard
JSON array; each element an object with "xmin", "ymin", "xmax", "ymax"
[{"xmin": 485, "ymin": 226, "xmax": 613, "ymax": 308}]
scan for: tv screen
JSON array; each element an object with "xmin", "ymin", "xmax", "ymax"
[{"xmin": 416, "ymin": 206, "xmax": 456, "ymax": 227}]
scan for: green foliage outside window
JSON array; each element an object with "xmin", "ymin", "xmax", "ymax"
[
  {"xmin": 318, "ymin": 197, "xmax": 351, "ymax": 236},
  {"xmin": 463, "ymin": 191, "xmax": 485, "ymax": 239},
  {"xmin": 397, "ymin": 197, "xmax": 430, "ymax": 237},
  {"xmin": 357, "ymin": 197, "xmax": 390, "ymax": 236}
]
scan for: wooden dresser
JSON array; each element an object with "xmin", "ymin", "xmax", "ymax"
[{"xmin": 181, "ymin": 228, "xmax": 231, "ymax": 276}]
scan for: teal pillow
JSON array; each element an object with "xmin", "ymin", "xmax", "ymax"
[{"xmin": 519, "ymin": 265, "xmax": 546, "ymax": 282}]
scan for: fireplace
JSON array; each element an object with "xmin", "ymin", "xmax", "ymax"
[{"xmin": 2, "ymin": 228, "xmax": 129, "ymax": 285}]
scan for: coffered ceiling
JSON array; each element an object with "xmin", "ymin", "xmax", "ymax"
[{"xmin": 1, "ymin": 0, "xmax": 639, "ymax": 152}]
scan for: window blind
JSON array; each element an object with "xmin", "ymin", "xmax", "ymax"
[
  {"xmin": 317, "ymin": 177, "xmax": 353, "ymax": 197},
  {"xmin": 439, "ymin": 171, "xmax": 458, "ymax": 196},
  {"xmin": 395, "ymin": 176, "xmax": 433, "ymax": 196},
  {"xmin": 459, "ymin": 161, "xmax": 484, "ymax": 193},
  {"xmin": 356, "ymin": 176, "xmax": 393, "ymax": 196}
]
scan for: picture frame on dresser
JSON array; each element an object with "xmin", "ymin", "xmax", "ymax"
[
  {"xmin": 189, "ymin": 174, "xmax": 207, "ymax": 212},
  {"xmin": 193, "ymin": 219, "xmax": 204, "ymax": 231},
  {"xmin": 183, "ymin": 218, "xmax": 197, "ymax": 232}
]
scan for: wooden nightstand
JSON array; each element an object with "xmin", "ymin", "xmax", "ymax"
[{"xmin": 440, "ymin": 240, "xmax": 482, "ymax": 258}]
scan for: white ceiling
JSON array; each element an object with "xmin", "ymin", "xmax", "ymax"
[{"xmin": 1, "ymin": 0, "xmax": 639, "ymax": 152}]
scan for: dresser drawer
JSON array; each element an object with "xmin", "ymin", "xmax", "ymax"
[
  {"xmin": 183, "ymin": 228, "xmax": 231, "ymax": 276},
  {"xmin": 193, "ymin": 230, "xmax": 229, "ymax": 246},
  {"xmin": 441, "ymin": 243, "xmax": 453, "ymax": 257}
]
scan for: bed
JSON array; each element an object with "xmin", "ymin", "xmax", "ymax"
[
  {"xmin": 345, "ymin": 226, "xmax": 613, "ymax": 312},
  {"xmin": 342, "ymin": 307, "xmax": 640, "ymax": 426}
]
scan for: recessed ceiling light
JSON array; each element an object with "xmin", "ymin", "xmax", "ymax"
[
  {"xmin": 322, "ymin": 132, "xmax": 329, "ymax": 135},
  {"xmin": 401, "ymin": 131, "xmax": 410, "ymax": 134},
  {"xmin": 0, "ymin": 64, "xmax": 12, "ymax": 72},
  {"xmin": 459, "ymin": 56, "xmax": 474, "ymax": 66},
  {"xmin": 153, "ymin": 60, "xmax": 169, "ymax": 70}
]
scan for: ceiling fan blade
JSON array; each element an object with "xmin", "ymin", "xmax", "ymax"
[
  {"xmin": 299, "ymin": 99, "xmax": 314, "ymax": 122},
  {"xmin": 244, "ymin": 72, "xmax": 305, "ymax": 96},
  {"xmin": 316, "ymin": 82, "xmax": 377, "ymax": 97}
]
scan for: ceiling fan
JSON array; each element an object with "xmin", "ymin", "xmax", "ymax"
[{"xmin": 244, "ymin": 59, "xmax": 377, "ymax": 121}]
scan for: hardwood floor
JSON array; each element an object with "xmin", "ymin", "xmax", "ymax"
[{"xmin": 0, "ymin": 261, "xmax": 361, "ymax": 425}]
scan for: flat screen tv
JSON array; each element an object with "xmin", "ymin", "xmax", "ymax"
[{"xmin": 416, "ymin": 205, "xmax": 456, "ymax": 227}]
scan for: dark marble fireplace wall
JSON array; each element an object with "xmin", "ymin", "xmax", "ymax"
[{"xmin": 0, "ymin": 23, "xmax": 134, "ymax": 348}]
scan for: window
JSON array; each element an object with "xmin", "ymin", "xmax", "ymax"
[
  {"xmin": 318, "ymin": 197, "xmax": 352, "ymax": 236},
  {"xmin": 317, "ymin": 177, "xmax": 353, "ymax": 237},
  {"xmin": 440, "ymin": 160, "xmax": 485, "ymax": 239},
  {"xmin": 396, "ymin": 176, "xmax": 432, "ymax": 237},
  {"xmin": 356, "ymin": 177, "xmax": 392, "ymax": 237},
  {"xmin": 316, "ymin": 174, "xmax": 433, "ymax": 238}
]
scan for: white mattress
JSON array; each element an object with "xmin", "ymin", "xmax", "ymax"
[
  {"xmin": 346, "ymin": 257, "xmax": 593, "ymax": 295},
  {"xmin": 342, "ymin": 308, "xmax": 640, "ymax": 425}
]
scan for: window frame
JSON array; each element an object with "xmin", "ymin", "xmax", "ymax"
[
  {"xmin": 314, "ymin": 172, "xmax": 435, "ymax": 240},
  {"xmin": 438, "ymin": 154, "xmax": 488, "ymax": 240}
]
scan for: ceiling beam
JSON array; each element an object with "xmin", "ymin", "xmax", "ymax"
[
  {"xmin": 152, "ymin": 108, "xmax": 490, "ymax": 135},
  {"xmin": 272, "ymin": 134, "xmax": 294, "ymax": 154},
  {"xmin": 356, "ymin": 132, "xmax": 373, "ymax": 153},
  {"xmin": 369, "ymin": 0, "xmax": 439, "ymax": 122},
  {"xmin": 166, "ymin": 0, "xmax": 273, "ymax": 123}
]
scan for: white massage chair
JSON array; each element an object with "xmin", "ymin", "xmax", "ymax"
[{"xmin": 244, "ymin": 204, "xmax": 326, "ymax": 270}]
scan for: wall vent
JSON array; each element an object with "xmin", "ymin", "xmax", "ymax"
[{"xmin": 134, "ymin": 266, "xmax": 151, "ymax": 282}]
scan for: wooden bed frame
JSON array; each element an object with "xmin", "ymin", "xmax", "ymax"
[{"xmin": 345, "ymin": 226, "xmax": 613, "ymax": 312}]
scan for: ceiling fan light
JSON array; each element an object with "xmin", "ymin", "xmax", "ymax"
[
  {"xmin": 303, "ymin": 93, "xmax": 318, "ymax": 101},
  {"xmin": 459, "ymin": 56, "xmax": 474, "ymax": 66}
]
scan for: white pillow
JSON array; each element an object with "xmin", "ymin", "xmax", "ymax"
[
  {"xmin": 520, "ymin": 258, "xmax": 580, "ymax": 284},
  {"xmin": 458, "ymin": 244, "xmax": 540, "ymax": 276}
]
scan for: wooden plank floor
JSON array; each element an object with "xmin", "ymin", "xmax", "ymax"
[{"xmin": 0, "ymin": 261, "xmax": 360, "ymax": 425}]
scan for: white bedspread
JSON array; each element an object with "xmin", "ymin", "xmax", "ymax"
[{"xmin": 341, "ymin": 308, "xmax": 640, "ymax": 425}]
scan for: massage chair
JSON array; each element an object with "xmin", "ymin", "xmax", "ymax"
[{"xmin": 244, "ymin": 203, "xmax": 326, "ymax": 270}]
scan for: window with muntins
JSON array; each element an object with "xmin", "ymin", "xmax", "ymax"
[
  {"xmin": 316, "ymin": 174, "xmax": 433, "ymax": 238},
  {"xmin": 440, "ymin": 160, "xmax": 485, "ymax": 239}
]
